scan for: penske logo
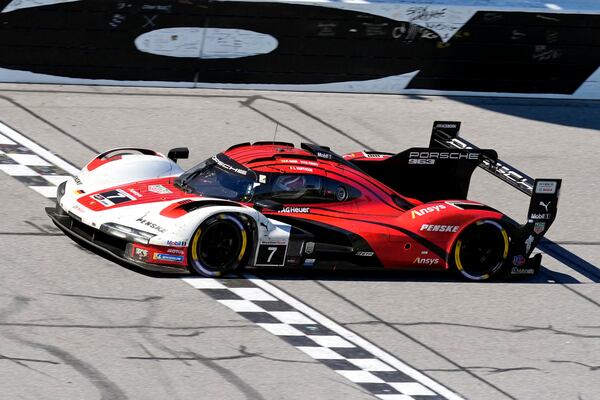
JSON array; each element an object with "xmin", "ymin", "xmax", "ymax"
[{"xmin": 420, "ymin": 224, "xmax": 459, "ymax": 233}]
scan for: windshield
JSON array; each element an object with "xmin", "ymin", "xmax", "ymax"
[{"xmin": 176, "ymin": 154, "xmax": 258, "ymax": 202}]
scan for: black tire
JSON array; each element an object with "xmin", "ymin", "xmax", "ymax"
[
  {"xmin": 188, "ymin": 214, "xmax": 249, "ymax": 277},
  {"xmin": 451, "ymin": 220, "xmax": 510, "ymax": 281}
]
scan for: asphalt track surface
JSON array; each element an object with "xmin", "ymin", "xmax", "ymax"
[{"xmin": 0, "ymin": 84, "xmax": 598, "ymax": 400}]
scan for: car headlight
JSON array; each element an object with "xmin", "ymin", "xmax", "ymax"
[{"xmin": 100, "ymin": 223, "xmax": 156, "ymax": 244}]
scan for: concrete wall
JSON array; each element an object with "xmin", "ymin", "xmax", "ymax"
[{"xmin": 0, "ymin": 0, "xmax": 599, "ymax": 98}]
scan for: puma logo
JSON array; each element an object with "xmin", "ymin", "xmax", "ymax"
[{"xmin": 539, "ymin": 201, "xmax": 551, "ymax": 212}]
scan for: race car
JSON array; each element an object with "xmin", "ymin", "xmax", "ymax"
[{"xmin": 47, "ymin": 121, "xmax": 561, "ymax": 281}]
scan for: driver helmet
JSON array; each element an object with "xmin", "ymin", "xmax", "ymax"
[{"xmin": 274, "ymin": 175, "xmax": 306, "ymax": 192}]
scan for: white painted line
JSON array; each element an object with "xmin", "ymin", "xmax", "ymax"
[
  {"xmin": 6, "ymin": 153, "xmax": 52, "ymax": 166},
  {"xmin": 257, "ymin": 323, "xmax": 304, "ymax": 336},
  {"xmin": 218, "ymin": 299, "xmax": 265, "ymax": 313},
  {"xmin": 347, "ymin": 358, "xmax": 395, "ymax": 372},
  {"xmin": 30, "ymin": 186, "xmax": 58, "ymax": 198},
  {"xmin": 0, "ymin": 133, "xmax": 16, "ymax": 144},
  {"xmin": 0, "ymin": 121, "xmax": 80, "ymax": 175},
  {"xmin": 0, "ymin": 164, "xmax": 39, "ymax": 176},
  {"xmin": 389, "ymin": 382, "xmax": 436, "ymax": 396},
  {"xmin": 229, "ymin": 287, "xmax": 277, "ymax": 301},
  {"xmin": 307, "ymin": 335, "xmax": 355, "ymax": 348},
  {"xmin": 247, "ymin": 274, "xmax": 465, "ymax": 400},
  {"xmin": 376, "ymin": 395, "xmax": 413, "ymax": 400},
  {"xmin": 296, "ymin": 346, "xmax": 344, "ymax": 360},
  {"xmin": 335, "ymin": 370, "xmax": 384, "ymax": 383},
  {"xmin": 269, "ymin": 311, "xmax": 315, "ymax": 324},
  {"xmin": 181, "ymin": 277, "xmax": 226, "ymax": 289}
]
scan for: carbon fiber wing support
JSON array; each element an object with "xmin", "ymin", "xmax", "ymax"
[{"xmin": 430, "ymin": 121, "xmax": 562, "ymax": 275}]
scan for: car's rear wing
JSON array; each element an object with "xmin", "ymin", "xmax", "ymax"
[{"xmin": 429, "ymin": 120, "xmax": 562, "ymax": 262}]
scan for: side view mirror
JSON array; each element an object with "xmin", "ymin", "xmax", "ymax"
[
  {"xmin": 167, "ymin": 147, "xmax": 189, "ymax": 163},
  {"xmin": 253, "ymin": 199, "xmax": 282, "ymax": 212}
]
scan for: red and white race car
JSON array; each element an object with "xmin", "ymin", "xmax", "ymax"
[{"xmin": 47, "ymin": 121, "xmax": 561, "ymax": 281}]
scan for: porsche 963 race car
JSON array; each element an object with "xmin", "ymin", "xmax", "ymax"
[{"xmin": 47, "ymin": 121, "xmax": 561, "ymax": 281}]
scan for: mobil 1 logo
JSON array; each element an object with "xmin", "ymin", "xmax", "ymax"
[{"xmin": 255, "ymin": 244, "xmax": 287, "ymax": 266}]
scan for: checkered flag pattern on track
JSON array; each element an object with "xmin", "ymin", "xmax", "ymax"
[
  {"xmin": 0, "ymin": 133, "xmax": 70, "ymax": 198},
  {"xmin": 183, "ymin": 276, "xmax": 445, "ymax": 400}
]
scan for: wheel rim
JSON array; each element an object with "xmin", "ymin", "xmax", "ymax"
[
  {"xmin": 454, "ymin": 220, "xmax": 509, "ymax": 281},
  {"xmin": 190, "ymin": 215, "xmax": 247, "ymax": 276}
]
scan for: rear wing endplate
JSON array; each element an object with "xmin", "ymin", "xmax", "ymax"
[{"xmin": 430, "ymin": 121, "xmax": 562, "ymax": 262}]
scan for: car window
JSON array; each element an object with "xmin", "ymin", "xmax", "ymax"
[{"xmin": 254, "ymin": 174, "xmax": 360, "ymax": 204}]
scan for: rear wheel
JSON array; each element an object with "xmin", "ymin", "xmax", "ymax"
[
  {"xmin": 451, "ymin": 220, "xmax": 509, "ymax": 281},
  {"xmin": 188, "ymin": 214, "xmax": 249, "ymax": 277}
]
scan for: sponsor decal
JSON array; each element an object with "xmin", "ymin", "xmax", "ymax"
[
  {"xmin": 259, "ymin": 174, "xmax": 267, "ymax": 183},
  {"xmin": 148, "ymin": 184, "xmax": 172, "ymax": 194},
  {"xmin": 303, "ymin": 258, "xmax": 316, "ymax": 267},
  {"xmin": 212, "ymin": 155, "xmax": 247, "ymax": 175},
  {"xmin": 420, "ymin": 224, "xmax": 459, "ymax": 233},
  {"xmin": 72, "ymin": 204, "xmax": 86, "ymax": 213},
  {"xmin": 539, "ymin": 201, "xmax": 551, "ymax": 212},
  {"xmin": 136, "ymin": 217, "xmax": 166, "ymax": 233},
  {"xmin": 355, "ymin": 251, "xmax": 374, "ymax": 257},
  {"xmin": 316, "ymin": 151, "xmax": 332, "ymax": 159},
  {"xmin": 74, "ymin": 189, "xmax": 85, "ymax": 195},
  {"xmin": 525, "ymin": 235, "xmax": 534, "ymax": 253},
  {"xmin": 435, "ymin": 123, "xmax": 458, "ymax": 129},
  {"xmin": 129, "ymin": 188, "xmax": 142, "ymax": 198},
  {"xmin": 73, "ymin": 175, "xmax": 82, "ymax": 185},
  {"xmin": 530, "ymin": 213, "xmax": 551, "ymax": 220},
  {"xmin": 408, "ymin": 151, "xmax": 479, "ymax": 165},
  {"xmin": 166, "ymin": 240, "xmax": 187, "ymax": 247},
  {"xmin": 362, "ymin": 152, "xmax": 388, "ymax": 158},
  {"xmin": 153, "ymin": 253, "xmax": 184, "ymax": 263},
  {"xmin": 411, "ymin": 204, "xmax": 446, "ymax": 219},
  {"xmin": 279, "ymin": 159, "xmax": 319, "ymax": 166},
  {"xmin": 167, "ymin": 248, "xmax": 185, "ymax": 255},
  {"xmin": 304, "ymin": 242, "xmax": 315, "ymax": 255},
  {"xmin": 482, "ymin": 159, "xmax": 533, "ymax": 193},
  {"xmin": 413, "ymin": 257, "xmax": 439, "ymax": 266},
  {"xmin": 133, "ymin": 247, "xmax": 149, "ymax": 261},
  {"xmin": 535, "ymin": 180, "xmax": 557, "ymax": 194},
  {"xmin": 278, "ymin": 207, "xmax": 310, "ymax": 214},
  {"xmin": 511, "ymin": 266, "xmax": 535, "ymax": 275},
  {"xmin": 289, "ymin": 166, "xmax": 313, "ymax": 172},
  {"xmin": 513, "ymin": 255, "xmax": 526, "ymax": 266},
  {"xmin": 448, "ymin": 137, "xmax": 534, "ymax": 193},
  {"xmin": 533, "ymin": 222, "xmax": 545, "ymax": 235}
]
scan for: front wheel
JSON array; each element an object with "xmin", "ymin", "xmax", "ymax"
[
  {"xmin": 188, "ymin": 214, "xmax": 250, "ymax": 277},
  {"xmin": 451, "ymin": 220, "xmax": 510, "ymax": 281}
]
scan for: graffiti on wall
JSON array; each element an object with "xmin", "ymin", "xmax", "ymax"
[{"xmin": 0, "ymin": 0, "xmax": 598, "ymax": 97}]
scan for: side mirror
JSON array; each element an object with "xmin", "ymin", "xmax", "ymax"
[
  {"xmin": 167, "ymin": 147, "xmax": 189, "ymax": 163},
  {"xmin": 253, "ymin": 199, "xmax": 282, "ymax": 212}
]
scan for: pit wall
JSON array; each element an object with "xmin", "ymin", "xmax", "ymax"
[{"xmin": 1, "ymin": 0, "xmax": 599, "ymax": 98}]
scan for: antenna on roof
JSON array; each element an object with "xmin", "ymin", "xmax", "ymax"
[{"xmin": 272, "ymin": 123, "xmax": 279, "ymax": 144}]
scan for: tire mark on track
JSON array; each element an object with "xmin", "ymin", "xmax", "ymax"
[
  {"xmin": 313, "ymin": 281, "xmax": 521, "ymax": 400},
  {"xmin": 183, "ymin": 347, "xmax": 268, "ymax": 400},
  {"xmin": 21, "ymin": 340, "xmax": 129, "ymax": 400}
]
